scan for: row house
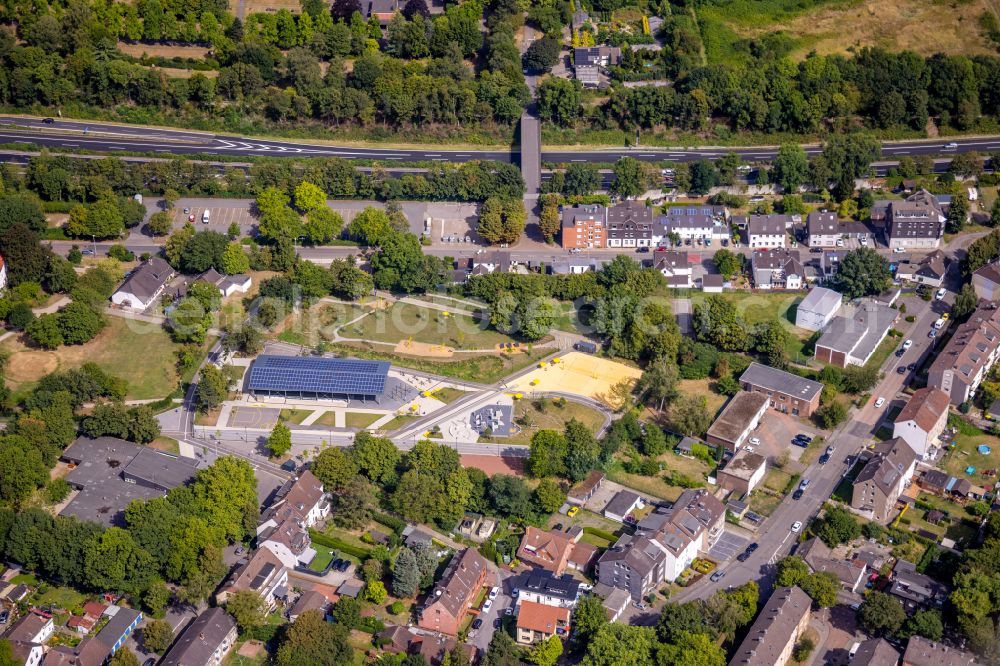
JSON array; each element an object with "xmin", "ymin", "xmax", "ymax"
[
  {"xmin": 606, "ymin": 201, "xmax": 654, "ymax": 248},
  {"xmin": 747, "ymin": 214, "xmax": 791, "ymax": 248},
  {"xmin": 927, "ymin": 300, "xmax": 1000, "ymax": 405},
  {"xmin": 751, "ymin": 249, "xmax": 804, "ymax": 290}
]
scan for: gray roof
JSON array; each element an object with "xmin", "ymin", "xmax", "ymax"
[
  {"xmin": 854, "ymin": 438, "xmax": 918, "ymax": 500},
  {"xmin": 160, "ymin": 608, "xmax": 236, "ymax": 666},
  {"xmin": 807, "ymin": 212, "xmax": 839, "ymax": 235},
  {"xmin": 95, "ymin": 607, "xmax": 141, "ymax": 652},
  {"xmin": 512, "ymin": 571, "xmax": 580, "ymax": 602},
  {"xmin": 561, "ymin": 204, "xmax": 606, "ymax": 230},
  {"xmin": 798, "ymin": 287, "xmax": 842, "ymax": 316},
  {"xmin": 720, "ymin": 448, "xmax": 766, "ymax": 481},
  {"xmin": 604, "ymin": 490, "xmax": 641, "ymax": 517},
  {"xmin": 748, "ymin": 214, "xmax": 790, "ymax": 236},
  {"xmin": 902, "ymin": 636, "xmax": 978, "ymax": 666},
  {"xmin": 598, "ymin": 534, "xmax": 664, "ymax": 577},
  {"xmin": 706, "ymin": 391, "xmax": 768, "ymax": 445},
  {"xmin": 61, "ymin": 437, "xmax": 200, "ymax": 527},
  {"xmin": 115, "ymin": 257, "xmax": 173, "ymax": 303},
  {"xmin": 730, "ymin": 587, "xmax": 811, "ymax": 666},
  {"xmin": 852, "ymin": 638, "xmax": 900, "ymax": 666},
  {"xmin": 815, "ymin": 303, "xmax": 897, "ymax": 361},
  {"xmin": 740, "ymin": 363, "xmax": 822, "ymax": 402}
]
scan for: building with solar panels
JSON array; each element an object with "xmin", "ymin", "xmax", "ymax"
[{"xmin": 247, "ymin": 355, "xmax": 391, "ymax": 402}]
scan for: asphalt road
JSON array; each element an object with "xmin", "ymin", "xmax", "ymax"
[{"xmin": 4, "ymin": 115, "xmax": 1000, "ymax": 164}]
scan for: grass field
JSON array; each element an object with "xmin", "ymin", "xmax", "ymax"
[
  {"xmin": 277, "ymin": 303, "xmax": 370, "ymax": 346},
  {"xmin": 690, "ymin": 291, "xmax": 813, "ymax": 361},
  {"xmin": 309, "ymin": 544, "xmax": 335, "ymax": 572},
  {"xmin": 606, "ymin": 451, "xmax": 712, "ymax": 502},
  {"xmin": 117, "ymin": 42, "xmax": 210, "ymax": 59},
  {"xmin": 748, "ymin": 490, "xmax": 783, "ymax": 517},
  {"xmin": 430, "ymin": 387, "xmax": 466, "ymax": 404},
  {"xmin": 698, "ymin": 0, "xmax": 999, "ymax": 63},
  {"xmin": 345, "ymin": 412, "xmax": 383, "ymax": 429},
  {"xmin": 941, "ymin": 429, "xmax": 1000, "ymax": 484},
  {"xmin": 350, "ymin": 302, "xmax": 518, "ymax": 350},
  {"xmin": 331, "ymin": 342, "xmax": 549, "ymax": 384},
  {"xmin": 762, "ymin": 468, "xmax": 793, "ymax": 494},
  {"xmin": 149, "ymin": 436, "xmax": 180, "ymax": 455},
  {"xmin": 1, "ymin": 316, "xmax": 200, "ymax": 400},
  {"xmin": 279, "ymin": 408, "xmax": 313, "ymax": 425},
  {"xmin": 34, "ymin": 585, "xmax": 85, "ymax": 610},
  {"xmin": 675, "ymin": 378, "xmax": 728, "ymax": 420},
  {"xmin": 502, "ymin": 398, "xmax": 606, "ymax": 445},
  {"xmin": 379, "ymin": 414, "xmax": 417, "ymax": 432}
]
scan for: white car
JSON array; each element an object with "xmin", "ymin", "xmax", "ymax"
[
  {"xmin": 936, "ymin": 288, "xmax": 947, "ymax": 301},
  {"xmin": 893, "ymin": 247, "xmax": 905, "ymax": 253},
  {"xmin": 489, "ymin": 586, "xmax": 499, "ymax": 600},
  {"xmin": 946, "ymin": 142, "xmax": 959, "ymax": 149},
  {"xmin": 874, "ymin": 397, "xmax": 886, "ymax": 408},
  {"xmin": 791, "ymin": 521, "xmax": 802, "ymax": 533},
  {"xmin": 748, "ymin": 437, "xmax": 761, "ymax": 446},
  {"xmin": 482, "ymin": 599, "xmax": 493, "ymax": 613},
  {"xmin": 902, "ymin": 339, "xmax": 912, "ymax": 350}
]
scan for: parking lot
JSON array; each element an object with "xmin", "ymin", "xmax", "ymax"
[
  {"xmin": 707, "ymin": 530, "xmax": 749, "ymax": 562},
  {"xmin": 172, "ymin": 199, "xmax": 256, "ymax": 235},
  {"xmin": 752, "ymin": 411, "xmax": 819, "ymax": 463}
]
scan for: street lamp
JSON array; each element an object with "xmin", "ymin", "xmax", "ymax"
[{"xmin": 91, "ymin": 235, "xmax": 97, "ymax": 257}]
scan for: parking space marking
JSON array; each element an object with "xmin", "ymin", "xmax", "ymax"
[{"xmin": 708, "ymin": 531, "xmax": 749, "ymax": 561}]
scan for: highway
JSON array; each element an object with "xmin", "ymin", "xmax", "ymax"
[{"xmin": 4, "ymin": 115, "xmax": 1000, "ymax": 164}]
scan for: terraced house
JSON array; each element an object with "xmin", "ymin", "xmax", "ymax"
[{"xmin": 928, "ymin": 301, "xmax": 1000, "ymax": 405}]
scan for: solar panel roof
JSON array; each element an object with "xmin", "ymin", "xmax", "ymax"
[{"xmin": 247, "ymin": 355, "xmax": 390, "ymax": 395}]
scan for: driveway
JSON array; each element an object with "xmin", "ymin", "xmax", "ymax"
[
  {"xmin": 753, "ymin": 411, "xmax": 818, "ymax": 464},
  {"xmin": 707, "ymin": 530, "xmax": 749, "ymax": 562},
  {"xmin": 468, "ymin": 566, "xmax": 514, "ymax": 655}
]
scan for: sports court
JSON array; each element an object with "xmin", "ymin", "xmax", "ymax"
[
  {"xmin": 507, "ymin": 352, "xmax": 641, "ymax": 401},
  {"xmin": 228, "ymin": 406, "xmax": 282, "ymax": 429}
]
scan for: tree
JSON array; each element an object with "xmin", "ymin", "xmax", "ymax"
[
  {"xmin": 294, "ymin": 181, "xmax": 327, "ymax": 212},
  {"xmin": 775, "ymin": 556, "xmax": 810, "ymax": 587},
  {"xmin": 835, "ymin": 247, "xmax": 892, "ymax": 299},
  {"xmin": 304, "ymin": 207, "xmax": 344, "ymax": 245},
  {"xmin": 815, "ymin": 505, "xmax": 861, "ymax": 547},
  {"xmin": 226, "ymin": 589, "xmax": 266, "ymax": 631},
  {"xmin": 141, "ymin": 619, "xmax": 174, "ymax": 654},
  {"xmin": 815, "ymin": 400, "xmax": 847, "ymax": 428},
  {"xmin": 58, "ymin": 301, "xmax": 105, "ymax": 345},
  {"xmin": 952, "ymin": 283, "xmax": 978, "ymax": 320},
  {"xmin": 180, "ymin": 231, "xmax": 228, "ymax": 274},
  {"xmin": 528, "ymin": 430, "xmax": 568, "ymax": 478},
  {"xmin": 484, "ymin": 631, "xmax": 521, "ymax": 666},
  {"xmin": 671, "ymin": 394, "xmax": 712, "ymax": 436},
  {"xmin": 267, "ymin": 422, "xmax": 292, "ymax": 458},
  {"xmin": 7, "ymin": 303, "xmax": 35, "ymax": 330},
  {"xmin": 227, "ymin": 222, "xmax": 241, "ymax": 239},
  {"xmin": 529, "ymin": 636, "xmax": 562, "ymax": 666},
  {"xmin": 572, "ymin": 595, "xmax": 608, "ymax": 647},
  {"xmin": 524, "ymin": 37, "xmax": 560, "ymax": 73},
  {"xmin": 274, "ymin": 610, "xmax": 353, "ymax": 666},
  {"xmin": 148, "ymin": 211, "xmax": 174, "ymax": 237},
  {"xmin": 26, "ymin": 314, "xmax": 64, "ymax": 349},
  {"xmin": 313, "ymin": 446, "xmax": 358, "ymax": 492},
  {"xmin": 110, "ymin": 650, "xmax": 141, "ymax": 666},
  {"xmin": 365, "ymin": 579, "xmax": 388, "ymax": 603},
  {"xmin": 564, "ymin": 163, "xmax": 601, "ymax": 196},
  {"xmin": 821, "ymin": 134, "xmax": 881, "ymax": 199},
  {"xmin": 221, "ymin": 242, "xmax": 250, "ymax": 275},
  {"xmin": 712, "ymin": 249, "xmax": 742, "ymax": 280},
  {"xmin": 800, "ymin": 572, "xmax": 840, "ymax": 607},
  {"xmin": 688, "ymin": 160, "xmax": 717, "ymax": 194},
  {"xmin": 478, "ymin": 198, "xmax": 526, "ymax": 246},
  {"xmin": 392, "ymin": 547, "xmax": 421, "ymax": 597},
  {"xmin": 753, "ymin": 320, "xmax": 792, "ymax": 367},
  {"xmin": 0, "ymin": 194, "xmax": 45, "ymax": 233},
  {"xmin": 537, "ymin": 77, "xmax": 582, "ymax": 126},
  {"xmin": 773, "ymin": 143, "xmax": 809, "ymax": 192},
  {"xmin": 858, "ymin": 590, "xmax": 907, "ymax": 636},
  {"xmin": 533, "ymin": 478, "xmax": 566, "ymax": 513},
  {"xmin": 584, "ymin": 624, "xmax": 657, "ymax": 666},
  {"xmin": 904, "ymin": 609, "xmax": 944, "ymax": 641},
  {"xmin": 84, "ymin": 527, "xmax": 155, "ymax": 594},
  {"xmin": 947, "ymin": 193, "xmax": 970, "ymax": 233},
  {"xmin": 331, "ymin": 478, "xmax": 375, "ymax": 530},
  {"xmin": 196, "ymin": 365, "xmax": 229, "ymax": 412},
  {"xmin": 611, "ymin": 157, "xmax": 648, "ymax": 198},
  {"xmin": 539, "ymin": 195, "xmax": 561, "ymax": 243},
  {"xmin": 0, "ymin": 438, "xmax": 48, "ymax": 505},
  {"xmin": 658, "ymin": 631, "xmax": 725, "ymax": 666},
  {"xmin": 353, "ymin": 432, "xmax": 401, "ymax": 485}
]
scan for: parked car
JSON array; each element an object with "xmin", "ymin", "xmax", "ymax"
[
  {"xmin": 798, "ymin": 434, "xmax": 813, "ymax": 444},
  {"xmin": 494, "ymin": 618, "xmax": 502, "ymax": 629},
  {"xmin": 792, "ymin": 489, "xmax": 804, "ymax": 500},
  {"xmin": 934, "ymin": 318, "xmax": 946, "ymax": 330},
  {"xmin": 472, "ymin": 618, "xmax": 483, "ymax": 630},
  {"xmin": 819, "ymin": 453, "xmax": 830, "ymax": 465},
  {"xmin": 907, "ymin": 363, "xmax": 917, "ymax": 371},
  {"xmin": 748, "ymin": 437, "xmax": 761, "ymax": 446},
  {"xmin": 636, "ymin": 246, "xmax": 649, "ymax": 253},
  {"xmin": 482, "ymin": 600, "xmax": 492, "ymax": 613},
  {"xmin": 792, "ymin": 438, "xmax": 809, "ymax": 448},
  {"xmin": 874, "ymin": 397, "xmax": 886, "ymax": 408},
  {"xmin": 928, "ymin": 329, "xmax": 937, "ymax": 338},
  {"xmin": 936, "ymin": 288, "xmax": 947, "ymax": 301},
  {"xmin": 799, "ymin": 478, "xmax": 810, "ymax": 489},
  {"xmin": 903, "ymin": 339, "xmax": 912, "ymax": 350},
  {"xmin": 825, "ymin": 445, "xmax": 834, "ymax": 454},
  {"xmin": 791, "ymin": 521, "xmax": 803, "ymax": 532},
  {"xmin": 489, "ymin": 587, "xmax": 499, "ymax": 600},
  {"xmin": 567, "ymin": 506, "xmax": 579, "ymax": 517},
  {"xmin": 710, "ymin": 570, "xmax": 726, "ymax": 582},
  {"xmin": 737, "ymin": 552, "xmax": 750, "ymax": 562}
]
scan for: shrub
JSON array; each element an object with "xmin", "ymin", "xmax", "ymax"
[
  {"xmin": 583, "ymin": 526, "xmax": 617, "ymax": 543},
  {"xmin": 388, "ymin": 601, "xmax": 406, "ymax": 615},
  {"xmin": 308, "ymin": 530, "xmax": 371, "ymax": 559}
]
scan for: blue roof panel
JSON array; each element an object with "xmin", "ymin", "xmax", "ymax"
[{"xmin": 247, "ymin": 355, "xmax": 390, "ymax": 395}]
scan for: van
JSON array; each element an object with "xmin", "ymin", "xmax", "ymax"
[
  {"xmin": 933, "ymin": 318, "xmax": 945, "ymax": 330},
  {"xmin": 202, "ymin": 210, "xmax": 211, "ymax": 224}
]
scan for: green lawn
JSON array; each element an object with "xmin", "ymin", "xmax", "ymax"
[
  {"xmin": 349, "ymin": 302, "xmax": 520, "ymax": 350},
  {"xmin": 345, "ymin": 412, "xmax": 382, "ymax": 429},
  {"xmin": 149, "ymin": 436, "xmax": 180, "ymax": 455},
  {"xmin": 689, "ymin": 291, "xmax": 814, "ymax": 361},
  {"xmin": 747, "ymin": 490, "xmax": 783, "ymax": 517},
  {"xmin": 864, "ymin": 336, "xmax": 901, "ymax": 374},
  {"xmin": 941, "ymin": 429, "xmax": 1000, "ymax": 484},
  {"xmin": 331, "ymin": 342, "xmax": 550, "ymax": 384},
  {"xmin": 500, "ymin": 398, "xmax": 606, "ymax": 445},
  {"xmin": 11, "ymin": 574, "xmax": 38, "ymax": 586},
  {"xmin": 378, "ymin": 414, "xmax": 417, "ymax": 432},
  {"xmin": 34, "ymin": 585, "xmax": 85, "ymax": 610},
  {"xmin": 0, "ymin": 316, "xmax": 207, "ymax": 400},
  {"xmin": 431, "ymin": 387, "xmax": 467, "ymax": 404},
  {"xmin": 276, "ymin": 303, "xmax": 370, "ymax": 346},
  {"xmin": 762, "ymin": 468, "xmax": 793, "ymax": 494},
  {"xmin": 580, "ymin": 532, "xmax": 613, "ymax": 548},
  {"xmin": 279, "ymin": 408, "xmax": 313, "ymax": 425},
  {"xmin": 309, "ymin": 544, "xmax": 335, "ymax": 572}
]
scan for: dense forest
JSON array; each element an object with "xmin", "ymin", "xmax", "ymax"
[{"xmin": 1, "ymin": 0, "xmax": 1000, "ymax": 143}]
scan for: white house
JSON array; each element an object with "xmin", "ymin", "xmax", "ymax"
[
  {"xmin": 110, "ymin": 257, "xmax": 175, "ymax": 311},
  {"xmin": 892, "ymin": 388, "xmax": 950, "ymax": 459},
  {"xmin": 0, "ymin": 254, "xmax": 7, "ymax": 293},
  {"xmin": 747, "ymin": 215, "xmax": 790, "ymax": 249},
  {"xmin": 652, "ymin": 250, "xmax": 693, "ymax": 288},
  {"xmin": 806, "ymin": 212, "xmax": 840, "ymax": 247},
  {"xmin": 4, "ymin": 614, "xmax": 54, "ymax": 650},
  {"xmin": 795, "ymin": 286, "xmax": 842, "ymax": 332},
  {"xmin": 603, "ymin": 490, "xmax": 643, "ymax": 523},
  {"xmin": 197, "ymin": 268, "xmax": 252, "ymax": 298},
  {"xmin": 8, "ymin": 641, "xmax": 42, "ymax": 666}
]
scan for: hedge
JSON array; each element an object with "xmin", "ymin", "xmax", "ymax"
[
  {"xmin": 309, "ymin": 529, "xmax": 372, "ymax": 559},
  {"xmin": 583, "ymin": 526, "xmax": 617, "ymax": 543},
  {"xmin": 372, "ymin": 512, "xmax": 405, "ymax": 534}
]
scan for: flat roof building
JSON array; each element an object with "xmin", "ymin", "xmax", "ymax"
[
  {"xmin": 814, "ymin": 303, "xmax": 898, "ymax": 368},
  {"xmin": 706, "ymin": 391, "xmax": 769, "ymax": 452},
  {"xmin": 739, "ymin": 363, "xmax": 823, "ymax": 417},
  {"xmin": 247, "ymin": 355, "xmax": 390, "ymax": 401}
]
